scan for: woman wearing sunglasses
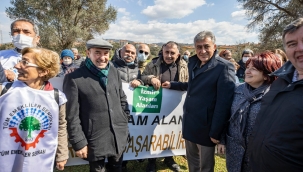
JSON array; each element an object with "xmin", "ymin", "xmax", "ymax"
[{"xmin": 0, "ymin": 47, "xmax": 68, "ymax": 171}]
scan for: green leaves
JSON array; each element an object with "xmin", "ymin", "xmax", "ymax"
[
  {"xmin": 238, "ymin": 0, "xmax": 303, "ymax": 50},
  {"xmin": 6, "ymin": 0, "xmax": 117, "ymax": 51},
  {"xmin": 19, "ymin": 116, "xmax": 41, "ymax": 138}
]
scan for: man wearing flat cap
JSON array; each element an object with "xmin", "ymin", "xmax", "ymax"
[{"xmin": 63, "ymin": 38, "xmax": 130, "ymax": 172}]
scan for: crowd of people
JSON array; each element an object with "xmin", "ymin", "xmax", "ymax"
[{"xmin": 0, "ymin": 17, "xmax": 303, "ymax": 172}]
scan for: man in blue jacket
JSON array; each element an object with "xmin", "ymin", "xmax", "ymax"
[
  {"xmin": 248, "ymin": 17, "xmax": 303, "ymax": 172},
  {"xmin": 183, "ymin": 31, "xmax": 235, "ymax": 172}
]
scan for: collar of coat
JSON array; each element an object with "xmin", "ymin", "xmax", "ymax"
[
  {"xmin": 270, "ymin": 61, "xmax": 303, "ymax": 84},
  {"xmin": 190, "ymin": 50, "xmax": 219, "ymax": 70},
  {"xmin": 111, "ymin": 48, "xmax": 138, "ymax": 68}
]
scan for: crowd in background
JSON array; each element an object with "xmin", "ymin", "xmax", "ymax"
[{"xmin": 0, "ymin": 17, "xmax": 303, "ymax": 172}]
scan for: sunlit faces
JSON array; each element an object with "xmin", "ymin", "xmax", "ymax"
[
  {"xmin": 12, "ymin": 21, "xmax": 40, "ymax": 47},
  {"xmin": 245, "ymin": 62, "xmax": 267, "ymax": 88},
  {"xmin": 121, "ymin": 44, "xmax": 136, "ymax": 63},
  {"xmin": 162, "ymin": 44, "xmax": 180, "ymax": 64},
  {"xmin": 195, "ymin": 37, "xmax": 216, "ymax": 65},
  {"xmin": 284, "ymin": 26, "xmax": 303, "ymax": 72},
  {"xmin": 224, "ymin": 51, "xmax": 232, "ymax": 60},
  {"xmin": 14, "ymin": 53, "xmax": 42, "ymax": 82},
  {"xmin": 87, "ymin": 48, "xmax": 110, "ymax": 69}
]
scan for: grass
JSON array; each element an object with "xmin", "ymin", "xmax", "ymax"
[{"xmin": 54, "ymin": 154, "xmax": 227, "ymax": 172}]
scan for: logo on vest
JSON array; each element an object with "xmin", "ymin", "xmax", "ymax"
[{"xmin": 4, "ymin": 104, "xmax": 53, "ymax": 150}]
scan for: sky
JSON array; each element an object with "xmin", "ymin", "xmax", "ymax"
[{"xmin": 0, "ymin": 0, "xmax": 259, "ymax": 45}]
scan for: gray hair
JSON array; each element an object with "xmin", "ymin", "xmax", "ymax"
[
  {"xmin": 71, "ymin": 48, "xmax": 78, "ymax": 52},
  {"xmin": 242, "ymin": 49, "xmax": 254, "ymax": 57},
  {"xmin": 282, "ymin": 18, "xmax": 303, "ymax": 46},
  {"xmin": 10, "ymin": 18, "xmax": 39, "ymax": 36},
  {"xmin": 194, "ymin": 31, "xmax": 216, "ymax": 45}
]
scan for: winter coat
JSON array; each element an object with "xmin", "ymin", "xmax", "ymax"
[
  {"xmin": 141, "ymin": 56, "xmax": 188, "ymax": 84},
  {"xmin": 182, "ymin": 53, "xmax": 235, "ymax": 146},
  {"xmin": 236, "ymin": 60, "xmax": 245, "ymax": 82},
  {"xmin": 57, "ymin": 63, "xmax": 78, "ymax": 77},
  {"xmin": 63, "ymin": 64, "xmax": 130, "ymax": 161},
  {"xmin": 111, "ymin": 49, "xmax": 141, "ymax": 83},
  {"xmin": 73, "ymin": 56, "xmax": 85, "ymax": 68},
  {"xmin": 226, "ymin": 84, "xmax": 268, "ymax": 172},
  {"xmin": 248, "ymin": 61, "xmax": 303, "ymax": 172},
  {"xmin": 0, "ymin": 63, "xmax": 6, "ymax": 83}
]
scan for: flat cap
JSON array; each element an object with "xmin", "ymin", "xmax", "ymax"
[{"xmin": 86, "ymin": 38, "xmax": 113, "ymax": 50}]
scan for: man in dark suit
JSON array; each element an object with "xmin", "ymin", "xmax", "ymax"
[
  {"xmin": 183, "ymin": 31, "xmax": 235, "ymax": 172},
  {"xmin": 63, "ymin": 38, "xmax": 130, "ymax": 172}
]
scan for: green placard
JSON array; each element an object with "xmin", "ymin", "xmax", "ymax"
[{"xmin": 132, "ymin": 85, "xmax": 162, "ymax": 113}]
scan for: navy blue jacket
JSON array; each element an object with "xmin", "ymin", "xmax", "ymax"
[
  {"xmin": 248, "ymin": 61, "xmax": 303, "ymax": 171},
  {"xmin": 0, "ymin": 63, "xmax": 7, "ymax": 83},
  {"xmin": 182, "ymin": 52, "xmax": 235, "ymax": 146}
]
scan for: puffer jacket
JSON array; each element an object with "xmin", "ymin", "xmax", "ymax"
[{"xmin": 111, "ymin": 49, "xmax": 142, "ymax": 83}]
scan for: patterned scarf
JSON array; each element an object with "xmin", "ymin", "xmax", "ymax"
[
  {"xmin": 230, "ymin": 83, "xmax": 270, "ymax": 138},
  {"xmin": 85, "ymin": 58, "xmax": 110, "ymax": 87}
]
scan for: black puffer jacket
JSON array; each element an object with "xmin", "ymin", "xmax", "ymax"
[{"xmin": 111, "ymin": 49, "xmax": 142, "ymax": 83}]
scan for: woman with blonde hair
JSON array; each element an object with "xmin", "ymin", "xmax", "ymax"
[{"xmin": 0, "ymin": 47, "xmax": 68, "ymax": 171}]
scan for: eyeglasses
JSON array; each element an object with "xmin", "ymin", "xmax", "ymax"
[
  {"xmin": 17, "ymin": 59, "xmax": 39, "ymax": 67},
  {"xmin": 139, "ymin": 50, "xmax": 149, "ymax": 56}
]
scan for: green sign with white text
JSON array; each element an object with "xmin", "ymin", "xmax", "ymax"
[{"xmin": 132, "ymin": 85, "xmax": 162, "ymax": 113}]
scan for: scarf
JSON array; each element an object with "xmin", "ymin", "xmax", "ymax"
[
  {"xmin": 230, "ymin": 83, "xmax": 270, "ymax": 138},
  {"xmin": 85, "ymin": 58, "xmax": 110, "ymax": 87}
]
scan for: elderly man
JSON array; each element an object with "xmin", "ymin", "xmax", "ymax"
[
  {"xmin": 111, "ymin": 44, "xmax": 143, "ymax": 88},
  {"xmin": 248, "ymin": 18, "xmax": 303, "ymax": 172},
  {"xmin": 183, "ymin": 31, "xmax": 235, "ymax": 172},
  {"xmin": 142, "ymin": 41, "xmax": 188, "ymax": 172},
  {"xmin": 137, "ymin": 43, "xmax": 151, "ymax": 73},
  {"xmin": 0, "ymin": 19, "xmax": 40, "ymax": 82},
  {"xmin": 71, "ymin": 48, "xmax": 85, "ymax": 67},
  {"xmin": 63, "ymin": 38, "xmax": 130, "ymax": 172}
]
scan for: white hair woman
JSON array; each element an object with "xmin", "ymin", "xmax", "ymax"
[{"xmin": 0, "ymin": 47, "xmax": 68, "ymax": 171}]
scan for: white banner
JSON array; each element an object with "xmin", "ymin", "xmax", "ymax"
[{"xmin": 49, "ymin": 77, "xmax": 186, "ymax": 166}]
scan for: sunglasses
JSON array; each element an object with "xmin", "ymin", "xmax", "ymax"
[{"xmin": 139, "ymin": 50, "xmax": 149, "ymax": 56}]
